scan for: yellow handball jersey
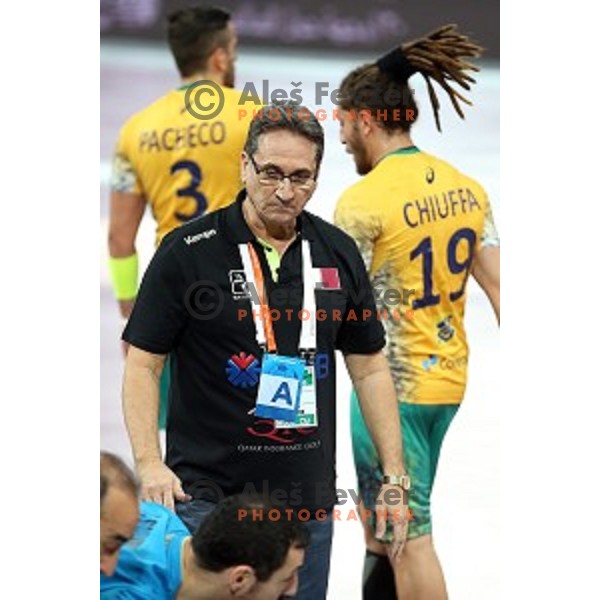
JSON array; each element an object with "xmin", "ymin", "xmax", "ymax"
[
  {"xmin": 335, "ymin": 147, "xmax": 499, "ymax": 404},
  {"xmin": 111, "ymin": 85, "xmax": 259, "ymax": 245}
]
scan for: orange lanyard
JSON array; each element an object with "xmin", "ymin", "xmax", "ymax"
[{"xmin": 247, "ymin": 242, "xmax": 278, "ymax": 353}]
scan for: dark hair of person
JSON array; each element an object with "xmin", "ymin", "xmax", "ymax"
[
  {"xmin": 167, "ymin": 6, "xmax": 231, "ymax": 77},
  {"xmin": 244, "ymin": 101, "xmax": 325, "ymax": 175},
  {"xmin": 100, "ymin": 451, "xmax": 139, "ymax": 507},
  {"xmin": 191, "ymin": 494, "xmax": 310, "ymax": 582},
  {"xmin": 339, "ymin": 24, "xmax": 483, "ymax": 132}
]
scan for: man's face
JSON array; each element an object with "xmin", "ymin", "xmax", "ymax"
[
  {"xmin": 242, "ymin": 130, "xmax": 318, "ymax": 230},
  {"xmin": 100, "ymin": 488, "xmax": 139, "ymax": 577},
  {"xmin": 249, "ymin": 546, "xmax": 305, "ymax": 600},
  {"xmin": 339, "ymin": 110, "xmax": 371, "ymax": 175},
  {"xmin": 223, "ymin": 22, "xmax": 237, "ymax": 88}
]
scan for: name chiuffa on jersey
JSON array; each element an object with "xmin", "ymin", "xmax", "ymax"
[{"xmin": 403, "ymin": 187, "xmax": 482, "ymax": 228}]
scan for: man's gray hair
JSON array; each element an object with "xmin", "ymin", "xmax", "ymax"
[{"xmin": 244, "ymin": 101, "xmax": 325, "ymax": 174}]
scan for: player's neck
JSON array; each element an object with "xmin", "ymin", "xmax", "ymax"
[
  {"xmin": 180, "ymin": 70, "xmax": 224, "ymax": 86},
  {"xmin": 371, "ymin": 133, "xmax": 415, "ymax": 168},
  {"xmin": 242, "ymin": 196, "xmax": 297, "ymax": 255}
]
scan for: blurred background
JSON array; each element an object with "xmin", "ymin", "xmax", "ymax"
[{"xmin": 101, "ymin": 2, "xmax": 500, "ymax": 598}]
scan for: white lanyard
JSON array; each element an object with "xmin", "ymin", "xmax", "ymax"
[{"xmin": 238, "ymin": 239, "xmax": 317, "ymax": 354}]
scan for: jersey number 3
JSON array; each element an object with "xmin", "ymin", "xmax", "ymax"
[
  {"xmin": 171, "ymin": 160, "xmax": 208, "ymax": 222},
  {"xmin": 410, "ymin": 227, "xmax": 476, "ymax": 310}
]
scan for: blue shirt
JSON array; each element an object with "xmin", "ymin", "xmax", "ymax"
[{"xmin": 101, "ymin": 502, "xmax": 189, "ymax": 599}]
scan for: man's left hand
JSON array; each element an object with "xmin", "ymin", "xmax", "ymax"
[{"xmin": 374, "ymin": 482, "xmax": 409, "ymax": 559}]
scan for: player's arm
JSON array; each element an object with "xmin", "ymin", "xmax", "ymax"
[
  {"xmin": 108, "ymin": 190, "xmax": 146, "ymax": 319},
  {"xmin": 123, "ymin": 346, "xmax": 188, "ymax": 510},
  {"xmin": 108, "ymin": 145, "xmax": 146, "ymax": 320},
  {"xmin": 472, "ymin": 202, "xmax": 500, "ymax": 323},
  {"xmin": 472, "ymin": 245, "xmax": 500, "ymax": 323}
]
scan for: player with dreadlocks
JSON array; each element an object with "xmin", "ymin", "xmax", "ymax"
[{"xmin": 334, "ymin": 25, "xmax": 500, "ymax": 599}]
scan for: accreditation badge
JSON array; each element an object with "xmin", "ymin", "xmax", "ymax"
[
  {"xmin": 275, "ymin": 365, "xmax": 318, "ymax": 429},
  {"xmin": 255, "ymin": 354, "xmax": 305, "ymax": 422}
]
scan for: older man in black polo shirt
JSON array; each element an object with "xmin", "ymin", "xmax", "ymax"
[{"xmin": 122, "ymin": 101, "xmax": 408, "ymax": 600}]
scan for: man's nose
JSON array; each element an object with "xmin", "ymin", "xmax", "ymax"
[{"xmin": 276, "ymin": 178, "xmax": 295, "ymax": 202}]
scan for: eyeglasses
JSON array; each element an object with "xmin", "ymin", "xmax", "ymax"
[{"xmin": 248, "ymin": 154, "xmax": 316, "ymax": 190}]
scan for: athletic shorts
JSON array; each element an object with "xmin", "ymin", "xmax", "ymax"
[
  {"xmin": 158, "ymin": 356, "xmax": 171, "ymax": 431},
  {"xmin": 351, "ymin": 390, "xmax": 459, "ymax": 540}
]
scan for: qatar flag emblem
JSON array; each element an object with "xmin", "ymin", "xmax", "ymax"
[{"xmin": 315, "ymin": 267, "xmax": 341, "ymax": 290}]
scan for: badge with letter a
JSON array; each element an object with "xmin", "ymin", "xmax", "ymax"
[{"xmin": 255, "ymin": 354, "xmax": 305, "ymax": 422}]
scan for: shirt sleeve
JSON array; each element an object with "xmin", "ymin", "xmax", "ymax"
[
  {"xmin": 481, "ymin": 199, "xmax": 500, "ymax": 248},
  {"xmin": 122, "ymin": 234, "xmax": 189, "ymax": 354},
  {"xmin": 111, "ymin": 120, "xmax": 143, "ymax": 195},
  {"xmin": 335, "ymin": 237, "xmax": 386, "ymax": 355}
]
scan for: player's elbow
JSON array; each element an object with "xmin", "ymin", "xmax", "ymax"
[{"xmin": 108, "ymin": 225, "xmax": 136, "ymax": 258}]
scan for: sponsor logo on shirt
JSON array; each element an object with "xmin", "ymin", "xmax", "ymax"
[
  {"xmin": 184, "ymin": 229, "xmax": 217, "ymax": 245},
  {"xmin": 437, "ymin": 316, "xmax": 455, "ymax": 343},
  {"xmin": 226, "ymin": 352, "xmax": 261, "ymax": 388},
  {"xmin": 422, "ymin": 353, "xmax": 468, "ymax": 371},
  {"xmin": 229, "ymin": 270, "xmax": 250, "ymax": 300},
  {"xmin": 422, "ymin": 355, "xmax": 438, "ymax": 371}
]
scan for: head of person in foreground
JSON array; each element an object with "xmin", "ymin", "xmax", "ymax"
[
  {"xmin": 100, "ymin": 451, "xmax": 140, "ymax": 576},
  {"xmin": 182, "ymin": 494, "xmax": 310, "ymax": 600}
]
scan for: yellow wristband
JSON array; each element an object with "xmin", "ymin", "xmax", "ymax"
[{"xmin": 108, "ymin": 254, "xmax": 139, "ymax": 300}]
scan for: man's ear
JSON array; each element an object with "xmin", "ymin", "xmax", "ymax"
[
  {"xmin": 211, "ymin": 46, "xmax": 229, "ymax": 75},
  {"xmin": 358, "ymin": 109, "xmax": 376, "ymax": 137},
  {"xmin": 228, "ymin": 565, "xmax": 257, "ymax": 596},
  {"xmin": 240, "ymin": 152, "xmax": 250, "ymax": 184}
]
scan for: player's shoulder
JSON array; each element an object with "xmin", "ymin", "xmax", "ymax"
[
  {"xmin": 336, "ymin": 169, "xmax": 388, "ymax": 222},
  {"xmin": 336, "ymin": 173, "xmax": 374, "ymax": 207},
  {"xmin": 139, "ymin": 502, "xmax": 189, "ymax": 534},
  {"xmin": 223, "ymin": 86, "xmax": 246, "ymax": 103},
  {"xmin": 139, "ymin": 501, "xmax": 175, "ymax": 520},
  {"xmin": 304, "ymin": 210, "xmax": 362, "ymax": 254},
  {"xmin": 421, "ymin": 151, "xmax": 487, "ymax": 193},
  {"xmin": 119, "ymin": 90, "xmax": 178, "ymax": 133}
]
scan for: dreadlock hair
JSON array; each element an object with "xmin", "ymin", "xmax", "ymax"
[{"xmin": 339, "ymin": 24, "xmax": 483, "ymax": 132}]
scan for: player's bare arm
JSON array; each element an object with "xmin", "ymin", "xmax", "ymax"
[
  {"xmin": 472, "ymin": 245, "xmax": 500, "ymax": 323},
  {"xmin": 108, "ymin": 190, "xmax": 146, "ymax": 318}
]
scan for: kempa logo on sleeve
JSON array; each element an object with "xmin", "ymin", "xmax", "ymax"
[{"xmin": 184, "ymin": 229, "xmax": 217, "ymax": 245}]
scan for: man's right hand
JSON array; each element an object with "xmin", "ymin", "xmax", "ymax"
[{"xmin": 137, "ymin": 460, "xmax": 191, "ymax": 511}]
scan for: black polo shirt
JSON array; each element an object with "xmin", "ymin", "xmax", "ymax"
[{"xmin": 123, "ymin": 192, "xmax": 385, "ymax": 512}]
